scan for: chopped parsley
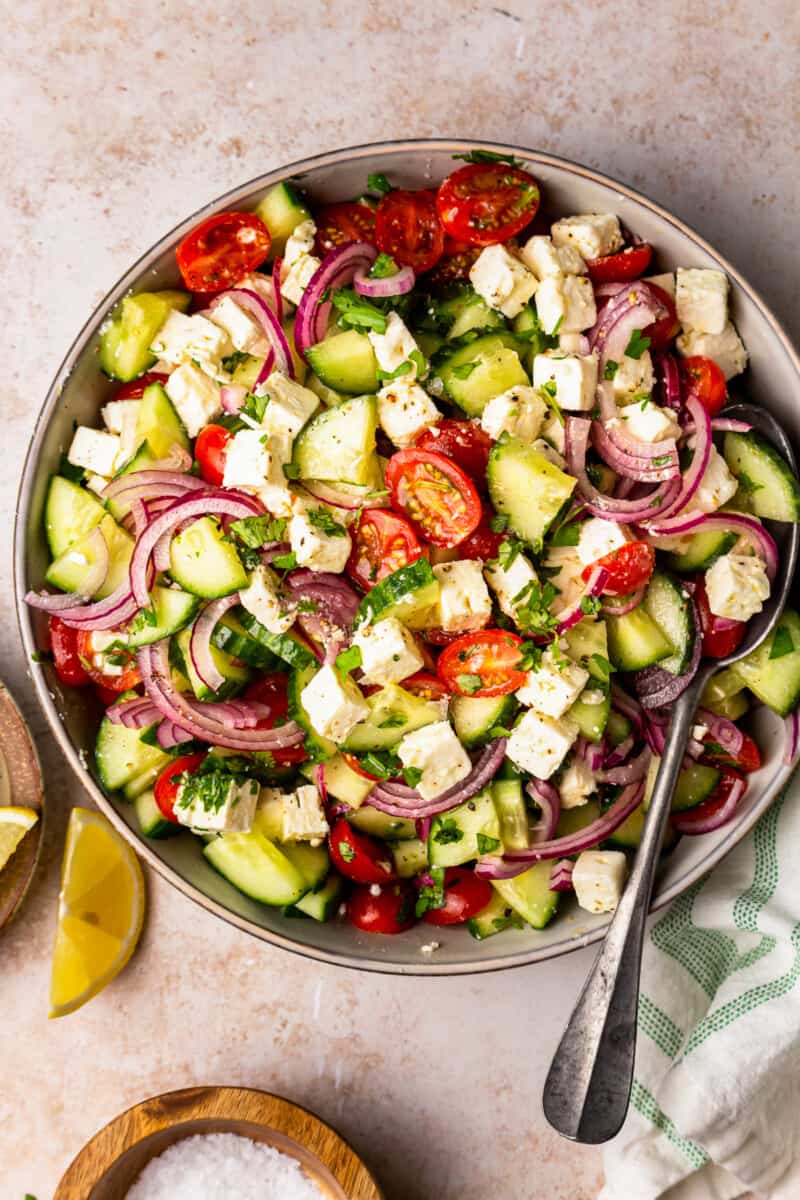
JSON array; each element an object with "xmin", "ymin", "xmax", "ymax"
[
  {"xmin": 221, "ymin": 350, "xmax": 252, "ymax": 374},
  {"xmin": 604, "ymin": 360, "xmax": 619, "ymax": 380},
  {"xmin": 519, "ymin": 640, "xmax": 543, "ymax": 672},
  {"xmin": 451, "ymin": 361, "xmax": 478, "ymax": 380},
  {"xmin": 496, "ymin": 536, "xmax": 524, "ymax": 571},
  {"xmin": 539, "ymin": 379, "xmax": 565, "ymax": 425},
  {"xmin": 453, "ymin": 149, "xmax": 524, "ymax": 167},
  {"xmin": 230, "ymin": 514, "xmax": 287, "ymax": 549},
  {"xmin": 331, "ymin": 287, "xmax": 388, "ymax": 333},
  {"xmin": 337, "ymin": 840, "xmax": 356, "ymax": 863},
  {"xmin": 432, "ymin": 818, "xmax": 464, "ymax": 845},
  {"xmin": 308, "ymin": 508, "xmax": 347, "ymax": 537},
  {"xmin": 367, "ymin": 172, "xmax": 393, "ymax": 195},
  {"xmin": 282, "ymin": 462, "xmax": 301, "ymax": 480},
  {"xmin": 456, "ymin": 672, "xmax": 483, "ymax": 695},
  {"xmin": 296, "ymin": 598, "xmax": 318, "ymax": 614},
  {"xmin": 476, "ymin": 832, "xmax": 501, "ymax": 855},
  {"xmin": 769, "ymin": 625, "xmax": 795, "ymax": 660},
  {"xmin": 377, "ymin": 712, "xmax": 408, "ymax": 729},
  {"xmin": 580, "ymin": 594, "xmax": 602, "ymax": 616},
  {"xmin": 335, "ymin": 645, "xmax": 362, "ymax": 675},
  {"xmin": 242, "ymin": 392, "xmax": 268, "ymax": 423},
  {"xmin": 356, "ymin": 749, "xmax": 402, "ymax": 780},
  {"xmin": 491, "ymin": 911, "xmax": 525, "ymax": 932},
  {"xmin": 402, "ymin": 765, "xmax": 424, "ymax": 789},
  {"xmin": 624, "ymin": 328, "xmax": 652, "ymax": 360},
  {"xmin": 589, "ymin": 653, "xmax": 612, "ymax": 682},
  {"xmin": 271, "ymin": 550, "xmax": 297, "ymax": 571},
  {"xmin": 513, "ymin": 579, "xmax": 558, "ymax": 635},
  {"xmin": 489, "ymin": 513, "xmax": 509, "ymax": 533},
  {"xmin": 176, "ymin": 770, "xmax": 252, "ymax": 815},
  {"xmin": 414, "ymin": 865, "xmax": 446, "ymax": 917},
  {"xmin": 513, "ymin": 308, "xmax": 559, "ymax": 355},
  {"xmin": 369, "ymin": 251, "xmax": 399, "ymax": 277}
]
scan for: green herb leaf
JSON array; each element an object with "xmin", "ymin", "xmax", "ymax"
[
  {"xmin": 624, "ymin": 328, "xmax": 652, "ymax": 360},
  {"xmin": 335, "ymin": 645, "xmax": 362, "ymax": 675},
  {"xmin": 242, "ymin": 392, "xmax": 268, "ymax": 423},
  {"xmin": 451, "ymin": 361, "xmax": 477, "ymax": 380},
  {"xmin": 489, "ymin": 513, "xmax": 509, "ymax": 533},
  {"xmin": 432, "ymin": 818, "xmax": 464, "ymax": 845},
  {"xmin": 402, "ymin": 765, "xmax": 423, "ymax": 789},
  {"xmin": 589, "ymin": 653, "xmax": 612, "ymax": 682},
  {"xmin": 308, "ymin": 508, "xmax": 347, "ymax": 537},
  {"xmin": 357, "ymin": 749, "xmax": 402, "ymax": 780},
  {"xmin": 453, "ymin": 149, "xmax": 523, "ymax": 167},
  {"xmin": 367, "ymin": 172, "xmax": 393, "ymax": 195},
  {"xmin": 414, "ymin": 865, "xmax": 446, "ymax": 917},
  {"xmin": 376, "ymin": 359, "xmax": 414, "ymax": 383},
  {"xmin": 271, "ymin": 551, "xmax": 297, "ymax": 570},
  {"xmin": 512, "ymin": 579, "xmax": 558, "ymax": 635},
  {"xmin": 337, "ymin": 840, "xmax": 356, "ymax": 862},
  {"xmin": 770, "ymin": 625, "xmax": 795, "ymax": 660},
  {"xmin": 604, "ymin": 360, "xmax": 619, "ymax": 380},
  {"xmin": 518, "ymin": 640, "xmax": 543, "ymax": 672},
  {"xmin": 221, "ymin": 349, "xmax": 253, "ymax": 374},
  {"xmin": 456, "ymin": 672, "xmax": 483, "ymax": 695},
  {"xmin": 331, "ymin": 287, "xmax": 388, "ymax": 333},
  {"xmin": 369, "ymin": 251, "xmax": 398, "ymax": 277},
  {"xmin": 580, "ymin": 594, "xmax": 602, "ymax": 616},
  {"xmin": 476, "ymin": 832, "xmax": 501, "ymax": 855},
  {"xmin": 513, "ymin": 308, "xmax": 559, "ymax": 355},
  {"xmin": 230, "ymin": 514, "xmax": 287, "ymax": 549}
]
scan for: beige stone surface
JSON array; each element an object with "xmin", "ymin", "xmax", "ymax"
[{"xmin": 1, "ymin": 1, "xmax": 797, "ymax": 1196}]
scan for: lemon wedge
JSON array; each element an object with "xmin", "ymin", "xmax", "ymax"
[
  {"xmin": 0, "ymin": 806, "xmax": 39, "ymax": 872},
  {"xmin": 50, "ymin": 808, "xmax": 144, "ymax": 1018}
]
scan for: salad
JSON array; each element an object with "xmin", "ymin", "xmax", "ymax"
[{"xmin": 27, "ymin": 152, "xmax": 800, "ymax": 943}]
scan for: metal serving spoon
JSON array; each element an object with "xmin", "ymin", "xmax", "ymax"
[{"xmin": 542, "ymin": 403, "xmax": 799, "ymax": 1144}]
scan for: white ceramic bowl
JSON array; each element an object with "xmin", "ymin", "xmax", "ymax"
[{"xmin": 14, "ymin": 139, "xmax": 800, "ymax": 974}]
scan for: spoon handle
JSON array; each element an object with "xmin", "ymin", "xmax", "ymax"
[{"xmin": 542, "ymin": 676, "xmax": 703, "ymax": 1143}]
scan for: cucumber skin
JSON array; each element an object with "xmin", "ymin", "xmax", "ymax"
[
  {"xmin": 45, "ymin": 475, "xmax": 106, "ymax": 558},
  {"xmin": 355, "ymin": 558, "xmax": 440, "ymax": 630},
  {"xmin": 734, "ymin": 608, "xmax": 800, "ymax": 716},
  {"xmin": 644, "ymin": 570, "xmax": 695, "ymax": 676},
  {"xmin": 606, "ymin": 609, "xmax": 672, "ymax": 672},
  {"xmin": 487, "ymin": 435, "xmax": 576, "ymax": 550},
  {"xmin": 451, "ymin": 693, "xmax": 517, "ymax": 749},
  {"xmin": 723, "ymin": 430, "xmax": 800, "ymax": 522}
]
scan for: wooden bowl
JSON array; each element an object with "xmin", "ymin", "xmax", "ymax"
[
  {"xmin": 0, "ymin": 680, "xmax": 44, "ymax": 930},
  {"xmin": 54, "ymin": 1085, "xmax": 383, "ymax": 1199}
]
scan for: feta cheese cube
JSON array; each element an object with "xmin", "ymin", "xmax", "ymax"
[
  {"xmin": 558, "ymin": 332, "xmax": 589, "ymax": 353},
  {"xmin": 280, "ymin": 782, "xmax": 330, "ymax": 844},
  {"xmin": 558, "ymin": 757, "xmax": 597, "ymax": 809},
  {"xmin": 174, "ymin": 774, "xmax": 259, "ymax": 833},
  {"xmin": 516, "ymin": 648, "xmax": 589, "ymax": 719},
  {"xmin": 533, "ymin": 438, "xmax": 566, "ymax": 468},
  {"xmin": 551, "ymin": 213, "xmax": 623, "ymax": 260},
  {"xmin": 208, "ymin": 295, "xmax": 270, "ymax": 356},
  {"xmin": 532, "ymin": 350, "xmax": 598, "ymax": 411},
  {"xmin": 544, "ymin": 546, "xmax": 585, "ymax": 618},
  {"xmin": 540, "ymin": 413, "xmax": 566, "ymax": 454},
  {"xmin": 577, "ymin": 518, "xmax": 631, "ymax": 567},
  {"xmin": 480, "ymin": 385, "xmax": 546, "ymax": 441},
  {"xmin": 67, "ymin": 426, "xmax": 122, "ymax": 478},
  {"xmin": 239, "ymin": 565, "xmax": 296, "ymax": 635},
  {"xmin": 222, "ymin": 429, "xmax": 271, "ymax": 489},
  {"xmin": 705, "ymin": 553, "xmax": 770, "ymax": 622},
  {"xmin": 644, "ymin": 272, "xmax": 675, "ymax": 298},
  {"xmin": 353, "ymin": 617, "xmax": 424, "ymax": 686},
  {"xmin": 618, "ymin": 400, "xmax": 681, "ymax": 443},
  {"xmin": 377, "ymin": 378, "xmax": 440, "ymax": 447},
  {"xmin": 256, "ymin": 432, "xmax": 295, "ymax": 517},
  {"xmin": 397, "ymin": 721, "xmax": 471, "ymax": 801},
  {"xmin": 165, "ymin": 362, "xmax": 222, "ymax": 437},
  {"xmin": 612, "ymin": 350, "xmax": 654, "ymax": 401},
  {"xmin": 289, "ymin": 508, "xmax": 352, "ymax": 573},
  {"xmin": 469, "ymin": 244, "xmax": 538, "ymax": 318},
  {"xmin": 432, "ymin": 560, "xmax": 492, "ymax": 633},
  {"xmin": 281, "ymin": 253, "xmax": 321, "ymax": 306},
  {"xmin": 260, "ymin": 372, "xmax": 319, "ymax": 439},
  {"xmin": 685, "ymin": 445, "xmax": 738, "ymax": 514},
  {"xmin": 484, "ymin": 551, "xmax": 538, "ymax": 622},
  {"xmin": 519, "ymin": 235, "xmax": 586, "ymax": 279},
  {"xmin": 300, "ymin": 664, "xmax": 369, "ymax": 743},
  {"xmin": 368, "ymin": 312, "xmax": 423, "ymax": 376},
  {"xmin": 506, "ymin": 709, "xmax": 579, "ymax": 779},
  {"xmin": 675, "ymin": 268, "xmax": 729, "ymax": 335},
  {"xmin": 150, "ymin": 309, "xmax": 232, "ymax": 373},
  {"xmin": 573, "ymin": 850, "xmax": 628, "ymax": 914},
  {"xmin": 284, "ymin": 219, "xmax": 316, "ymax": 267},
  {"xmin": 102, "ymin": 399, "xmax": 142, "ymax": 466},
  {"xmin": 535, "ymin": 275, "xmax": 597, "ymax": 334},
  {"xmin": 677, "ymin": 323, "xmax": 748, "ymax": 381}
]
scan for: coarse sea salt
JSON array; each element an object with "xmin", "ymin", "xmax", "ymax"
[{"xmin": 126, "ymin": 1131, "xmax": 323, "ymax": 1200}]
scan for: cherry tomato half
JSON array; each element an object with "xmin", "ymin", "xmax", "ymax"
[
  {"xmin": 244, "ymin": 674, "xmax": 308, "ymax": 765},
  {"xmin": 49, "ymin": 616, "xmax": 90, "ymax": 687},
  {"xmin": 457, "ymin": 506, "xmax": 504, "ymax": 561},
  {"xmin": 643, "ymin": 283, "xmax": 680, "ymax": 351},
  {"xmin": 385, "ymin": 449, "xmax": 482, "ymax": 548},
  {"xmin": 586, "ymin": 243, "xmax": 653, "ymax": 284},
  {"xmin": 438, "ymin": 629, "xmax": 526, "ymax": 698},
  {"xmin": 415, "ymin": 419, "xmax": 493, "ymax": 483},
  {"xmin": 176, "ymin": 211, "xmax": 271, "ymax": 293},
  {"xmin": 195, "ymin": 424, "xmax": 234, "ymax": 487},
  {"xmin": 584, "ymin": 541, "xmax": 655, "ymax": 597},
  {"xmin": 346, "ymin": 508, "xmax": 425, "ymax": 592},
  {"xmin": 154, "ymin": 752, "xmax": 207, "ymax": 823},
  {"xmin": 681, "ymin": 355, "xmax": 727, "ymax": 417},
  {"xmin": 328, "ymin": 817, "xmax": 397, "ymax": 884},
  {"xmin": 113, "ymin": 371, "xmax": 170, "ymax": 401},
  {"xmin": 314, "ymin": 202, "xmax": 376, "ymax": 255},
  {"xmin": 437, "ymin": 163, "xmax": 541, "ymax": 247},
  {"xmin": 425, "ymin": 236, "xmax": 482, "ymax": 286},
  {"xmin": 75, "ymin": 631, "xmax": 142, "ymax": 692},
  {"xmin": 375, "ymin": 189, "xmax": 445, "ymax": 273},
  {"xmin": 694, "ymin": 579, "xmax": 747, "ymax": 659},
  {"xmin": 421, "ymin": 866, "xmax": 493, "ymax": 926},
  {"xmin": 670, "ymin": 769, "xmax": 746, "ymax": 834},
  {"xmin": 402, "ymin": 671, "xmax": 451, "ymax": 701},
  {"xmin": 347, "ymin": 880, "xmax": 416, "ymax": 934},
  {"xmin": 702, "ymin": 730, "xmax": 761, "ymax": 774}
]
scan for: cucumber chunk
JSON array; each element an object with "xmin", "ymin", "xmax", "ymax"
[
  {"xmin": 301, "ymin": 755, "xmax": 374, "ymax": 811},
  {"xmin": 46, "ymin": 513, "xmax": 133, "ymax": 599},
  {"xmin": 291, "ymin": 873, "xmax": 345, "ymax": 921},
  {"xmin": 172, "ymin": 626, "xmax": 251, "ymax": 701},
  {"xmin": 606, "ymin": 608, "xmax": 672, "ymax": 672},
  {"xmin": 723, "ymin": 430, "xmax": 800, "ymax": 522},
  {"xmin": 355, "ymin": 558, "xmax": 441, "ymax": 630},
  {"xmin": 605, "ymin": 803, "xmax": 679, "ymax": 852},
  {"xmin": 642, "ymin": 760, "xmax": 721, "ymax": 812},
  {"xmin": 292, "ymin": 393, "xmax": 378, "ymax": 485},
  {"xmin": 342, "ymin": 684, "xmax": 443, "ymax": 752},
  {"xmin": 391, "ymin": 838, "xmax": 429, "ymax": 878},
  {"xmin": 428, "ymin": 288, "xmax": 505, "ymax": 340},
  {"xmin": 280, "ymin": 841, "xmax": 330, "ymax": 892},
  {"xmin": 605, "ymin": 710, "xmax": 632, "ymax": 747},
  {"xmin": 126, "ymin": 585, "xmax": 200, "ymax": 648},
  {"xmin": 105, "ymin": 442, "xmax": 161, "ymax": 521},
  {"xmin": 555, "ymin": 800, "xmax": 601, "ymax": 839},
  {"xmin": 135, "ymin": 383, "xmax": 189, "ymax": 460},
  {"xmin": 211, "ymin": 612, "xmax": 281, "ymax": 670},
  {"xmin": 45, "ymin": 475, "xmax": 106, "ymax": 557},
  {"xmin": 123, "ymin": 766, "xmax": 166, "ymax": 800},
  {"xmin": 99, "ymin": 290, "xmax": 190, "ymax": 382},
  {"xmin": 236, "ymin": 612, "xmax": 317, "ymax": 669},
  {"xmin": 347, "ymin": 806, "xmax": 417, "ymax": 840},
  {"xmin": 665, "ymin": 527, "xmax": 738, "ymax": 573},
  {"xmin": 644, "ymin": 570, "xmax": 696, "ymax": 675},
  {"xmin": 451, "ymin": 693, "xmax": 517, "ymax": 749},
  {"xmin": 95, "ymin": 707, "xmax": 170, "ymax": 794},
  {"xmin": 255, "ymin": 182, "xmax": 312, "ymax": 259},
  {"xmin": 205, "ymin": 830, "xmax": 309, "ymax": 906},
  {"xmin": 134, "ymin": 789, "xmax": 178, "ymax": 839},
  {"xmin": 487, "ymin": 435, "xmax": 576, "ymax": 549},
  {"xmin": 564, "ymin": 619, "xmax": 610, "ymax": 679},
  {"xmin": 305, "ymin": 330, "xmax": 380, "ymax": 395},
  {"xmin": 568, "ymin": 686, "xmax": 611, "ymax": 743},
  {"xmin": 468, "ymin": 889, "xmax": 522, "ymax": 940},
  {"xmin": 169, "ymin": 517, "xmax": 248, "ymax": 598},
  {"xmin": 733, "ymin": 608, "xmax": 800, "ymax": 716},
  {"xmin": 428, "ymin": 788, "xmax": 502, "ymax": 869},
  {"xmin": 437, "ymin": 332, "xmax": 528, "ymax": 416},
  {"xmin": 491, "ymin": 862, "xmax": 559, "ymax": 930},
  {"xmin": 491, "ymin": 778, "xmax": 529, "ymax": 851}
]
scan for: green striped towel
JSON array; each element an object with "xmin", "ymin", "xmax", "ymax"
[{"xmin": 601, "ymin": 778, "xmax": 800, "ymax": 1199}]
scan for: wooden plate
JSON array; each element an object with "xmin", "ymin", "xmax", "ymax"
[
  {"xmin": 0, "ymin": 680, "xmax": 44, "ymax": 930},
  {"xmin": 55, "ymin": 1085, "xmax": 384, "ymax": 1198}
]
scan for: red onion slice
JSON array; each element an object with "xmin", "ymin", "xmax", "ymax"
[
  {"xmin": 638, "ymin": 393, "xmax": 712, "ymax": 525},
  {"xmin": 565, "ymin": 417, "xmax": 680, "ymax": 523},
  {"xmin": 604, "ymin": 732, "xmax": 635, "ymax": 768},
  {"xmin": 591, "ymin": 297, "xmax": 664, "ymax": 370},
  {"xmin": 670, "ymin": 774, "xmax": 746, "ymax": 835},
  {"xmin": 475, "ymin": 779, "xmax": 645, "ymax": 879},
  {"xmin": 656, "ymin": 351, "xmax": 682, "ymax": 411},
  {"xmin": 189, "ymin": 594, "xmax": 241, "ymax": 693},
  {"xmin": 526, "ymin": 779, "xmax": 561, "ymax": 842},
  {"xmin": 595, "ymin": 382, "xmax": 679, "ymax": 473},
  {"xmin": 783, "ymin": 710, "xmax": 800, "ymax": 767},
  {"xmin": 354, "ymin": 263, "xmax": 415, "ymax": 298},
  {"xmin": 295, "ymin": 242, "xmax": 378, "ymax": 357},
  {"xmin": 211, "ymin": 288, "xmax": 292, "ymax": 381},
  {"xmin": 635, "ymin": 602, "xmax": 702, "ymax": 709},
  {"xmin": 549, "ymin": 859, "xmax": 574, "ymax": 892},
  {"xmin": 106, "ymin": 697, "xmax": 162, "ymax": 728},
  {"xmin": 695, "ymin": 708, "xmax": 745, "ymax": 757},
  {"xmin": 104, "ymin": 469, "xmax": 204, "ymax": 501},
  {"xmin": 601, "ymin": 588, "xmax": 645, "ymax": 616},
  {"xmin": 220, "ymin": 384, "xmax": 248, "ymax": 414},
  {"xmin": 156, "ymin": 720, "xmax": 196, "ymax": 749},
  {"xmin": 592, "ymin": 423, "xmax": 679, "ymax": 483},
  {"xmin": 646, "ymin": 511, "xmax": 778, "ymax": 580},
  {"xmin": 368, "ymin": 739, "xmax": 507, "ymax": 819},
  {"xmin": 600, "ymin": 745, "xmax": 651, "ymax": 785},
  {"xmin": 556, "ymin": 564, "xmax": 609, "ymax": 633},
  {"xmin": 26, "ymin": 527, "xmax": 110, "ymax": 614},
  {"xmin": 271, "ymin": 257, "xmax": 284, "ymax": 325}
]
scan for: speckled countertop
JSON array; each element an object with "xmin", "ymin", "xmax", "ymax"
[{"xmin": 2, "ymin": 3, "xmax": 797, "ymax": 1197}]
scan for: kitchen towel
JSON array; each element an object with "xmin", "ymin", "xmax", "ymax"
[{"xmin": 601, "ymin": 774, "xmax": 800, "ymax": 1200}]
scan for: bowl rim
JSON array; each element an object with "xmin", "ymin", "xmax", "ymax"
[{"xmin": 15, "ymin": 137, "xmax": 800, "ymax": 976}]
